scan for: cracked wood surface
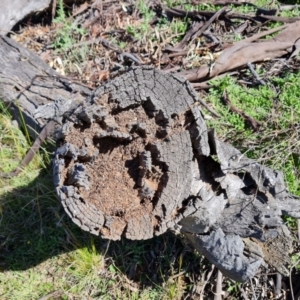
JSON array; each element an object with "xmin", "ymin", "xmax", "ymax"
[
  {"xmin": 0, "ymin": 34, "xmax": 299, "ymax": 282},
  {"xmin": 52, "ymin": 67, "xmax": 300, "ymax": 282},
  {"xmin": 54, "ymin": 67, "xmax": 206, "ymax": 240}
]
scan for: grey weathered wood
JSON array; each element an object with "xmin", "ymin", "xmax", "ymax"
[
  {"xmin": 0, "ymin": 35, "xmax": 91, "ymax": 140},
  {"xmin": 1, "ymin": 36, "xmax": 300, "ymax": 282},
  {"xmin": 0, "ymin": 0, "xmax": 51, "ymax": 35},
  {"xmin": 0, "ymin": 0, "xmax": 86, "ymax": 36},
  {"xmin": 54, "ymin": 67, "xmax": 205, "ymax": 240},
  {"xmin": 184, "ymin": 228, "xmax": 263, "ymax": 282},
  {"xmin": 179, "ymin": 130, "xmax": 299, "ymax": 281}
]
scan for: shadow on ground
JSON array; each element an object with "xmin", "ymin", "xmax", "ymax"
[{"xmin": 0, "ymin": 168, "xmax": 205, "ymax": 288}]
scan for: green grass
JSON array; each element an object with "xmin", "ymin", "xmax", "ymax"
[
  {"xmin": 0, "ymin": 105, "xmax": 47, "ymax": 182},
  {"xmin": 51, "ymin": 0, "xmax": 88, "ymax": 75},
  {"xmin": 52, "ymin": 0, "xmax": 86, "ymax": 52},
  {"xmin": 204, "ymin": 72, "xmax": 300, "ymax": 196},
  {"xmin": 126, "ymin": 0, "xmax": 155, "ymax": 40}
]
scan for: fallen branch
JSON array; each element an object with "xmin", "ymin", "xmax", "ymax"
[
  {"xmin": 178, "ymin": 21, "xmax": 300, "ymax": 82},
  {"xmin": 221, "ymin": 90, "xmax": 261, "ymax": 131},
  {"xmin": 214, "ymin": 270, "xmax": 223, "ymax": 300},
  {"xmin": 162, "ymin": 6, "xmax": 256, "ymax": 22},
  {"xmin": 259, "ymin": 15, "xmax": 300, "ymax": 23}
]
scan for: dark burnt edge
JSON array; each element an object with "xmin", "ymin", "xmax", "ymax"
[{"xmin": 178, "ymin": 129, "xmax": 299, "ymax": 281}]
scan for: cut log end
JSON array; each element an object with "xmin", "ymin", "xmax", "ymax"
[{"xmin": 53, "ymin": 68, "xmax": 209, "ymax": 240}]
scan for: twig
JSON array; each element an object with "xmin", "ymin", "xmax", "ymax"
[
  {"xmin": 163, "ymin": 6, "xmax": 255, "ymax": 22},
  {"xmin": 168, "ymin": 271, "xmax": 186, "ymax": 281},
  {"xmin": 221, "ymin": 90, "xmax": 261, "ymax": 131},
  {"xmin": 196, "ymin": 96, "xmax": 221, "ymax": 118},
  {"xmin": 191, "ymin": 6, "xmax": 228, "ymax": 43},
  {"xmin": 259, "ymin": 15, "xmax": 300, "ymax": 23},
  {"xmin": 214, "ymin": 269, "xmax": 223, "ymax": 300},
  {"xmin": 250, "ymin": 279, "xmax": 258, "ymax": 300},
  {"xmin": 298, "ymin": 220, "xmax": 300, "ymax": 242},
  {"xmin": 238, "ymin": 285, "xmax": 249, "ymax": 300},
  {"xmin": 205, "ymin": 0, "xmax": 256, "ymax": 6},
  {"xmin": 275, "ymin": 273, "xmax": 282, "ymax": 297},
  {"xmin": 247, "ymin": 62, "xmax": 266, "ymax": 85},
  {"xmin": 241, "ymin": 24, "xmax": 289, "ymax": 43},
  {"xmin": 174, "ymin": 21, "xmax": 204, "ymax": 50},
  {"xmin": 69, "ymin": 38, "xmax": 142, "ymax": 65},
  {"xmin": 234, "ymin": 21, "xmax": 249, "ymax": 34},
  {"xmin": 289, "ymin": 259, "xmax": 300, "ymax": 300},
  {"xmin": 280, "ymin": 5, "xmax": 300, "ymax": 10},
  {"xmin": 162, "ymin": 65, "xmax": 181, "ymax": 73},
  {"xmin": 51, "ymin": 0, "xmax": 57, "ymax": 21},
  {"xmin": 168, "ymin": 50, "xmax": 188, "ymax": 58},
  {"xmin": 203, "ymin": 30, "xmax": 220, "ymax": 43},
  {"xmin": 199, "ymin": 264, "xmax": 215, "ymax": 298},
  {"xmin": 0, "ymin": 121, "xmax": 57, "ymax": 178}
]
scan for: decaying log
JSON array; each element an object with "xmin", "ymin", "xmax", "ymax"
[
  {"xmin": 0, "ymin": 0, "xmax": 51, "ymax": 35},
  {"xmin": 52, "ymin": 67, "xmax": 300, "ymax": 282},
  {"xmin": 0, "ymin": 35, "xmax": 91, "ymax": 140},
  {"xmin": 0, "ymin": 0, "xmax": 86, "ymax": 36},
  {"xmin": 53, "ymin": 67, "xmax": 205, "ymax": 240},
  {"xmin": 1, "ymin": 35, "xmax": 300, "ymax": 282}
]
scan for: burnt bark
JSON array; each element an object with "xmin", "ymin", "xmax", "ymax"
[{"xmin": 1, "ymin": 36, "xmax": 300, "ymax": 283}]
